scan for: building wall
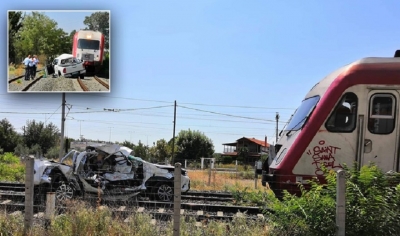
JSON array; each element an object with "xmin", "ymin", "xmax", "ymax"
[{"xmin": 237, "ymin": 140, "xmax": 259, "ymax": 152}]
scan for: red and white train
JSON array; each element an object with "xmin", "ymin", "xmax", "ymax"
[
  {"xmin": 72, "ymin": 30, "xmax": 105, "ymax": 73},
  {"xmin": 262, "ymin": 50, "xmax": 400, "ymax": 197}
]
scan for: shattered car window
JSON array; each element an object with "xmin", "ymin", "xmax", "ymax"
[
  {"xmin": 128, "ymin": 155, "xmax": 143, "ymax": 169},
  {"xmin": 61, "ymin": 57, "xmax": 79, "ymax": 65},
  {"xmin": 61, "ymin": 150, "xmax": 79, "ymax": 166}
]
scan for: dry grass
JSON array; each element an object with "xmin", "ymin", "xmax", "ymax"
[
  {"xmin": 8, "ymin": 63, "xmax": 25, "ymax": 77},
  {"xmin": 0, "ymin": 200, "xmax": 271, "ymax": 235},
  {"xmin": 188, "ymin": 170, "xmax": 267, "ymax": 192},
  {"xmin": 8, "ymin": 63, "xmax": 44, "ymax": 78}
]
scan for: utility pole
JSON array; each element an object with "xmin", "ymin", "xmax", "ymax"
[
  {"xmin": 275, "ymin": 112, "xmax": 280, "ymax": 143},
  {"xmin": 109, "ymin": 127, "xmax": 113, "ymax": 143},
  {"xmin": 59, "ymin": 93, "xmax": 66, "ymax": 162},
  {"xmin": 171, "ymin": 100, "xmax": 177, "ymax": 164}
]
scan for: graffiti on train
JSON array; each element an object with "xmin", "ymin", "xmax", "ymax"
[{"xmin": 306, "ymin": 140, "xmax": 342, "ymax": 175}]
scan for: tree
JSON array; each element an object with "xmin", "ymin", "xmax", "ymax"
[
  {"xmin": 133, "ymin": 140, "xmax": 148, "ymax": 159},
  {"xmin": 83, "ymin": 11, "xmax": 110, "ymax": 50},
  {"xmin": 13, "ymin": 11, "xmax": 71, "ymax": 62},
  {"xmin": 237, "ymin": 146, "xmax": 249, "ymax": 162},
  {"xmin": 121, "ymin": 140, "xmax": 135, "ymax": 150},
  {"xmin": 149, "ymin": 139, "xmax": 169, "ymax": 163},
  {"xmin": 69, "ymin": 29, "xmax": 76, "ymax": 40},
  {"xmin": 23, "ymin": 120, "xmax": 59, "ymax": 154},
  {"xmin": 0, "ymin": 118, "xmax": 21, "ymax": 153},
  {"xmin": 8, "ymin": 11, "xmax": 23, "ymax": 63},
  {"xmin": 14, "ymin": 143, "xmax": 30, "ymax": 157},
  {"xmin": 174, "ymin": 129, "xmax": 214, "ymax": 163}
]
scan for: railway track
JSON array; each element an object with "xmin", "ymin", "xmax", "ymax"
[
  {"xmin": 0, "ymin": 198, "xmax": 265, "ymax": 222},
  {"xmin": 0, "ymin": 182, "xmax": 234, "ymax": 202},
  {"xmin": 21, "ymin": 75, "xmax": 44, "ymax": 91},
  {"xmin": 94, "ymin": 75, "xmax": 110, "ymax": 89},
  {"xmin": 77, "ymin": 77, "xmax": 89, "ymax": 91},
  {"xmin": 8, "ymin": 69, "xmax": 45, "ymax": 83},
  {"xmin": 77, "ymin": 75, "xmax": 109, "ymax": 91},
  {"xmin": 0, "ymin": 182, "xmax": 266, "ymax": 222}
]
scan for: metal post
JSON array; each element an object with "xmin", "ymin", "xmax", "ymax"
[
  {"xmin": 236, "ymin": 160, "xmax": 238, "ymax": 179},
  {"xmin": 45, "ymin": 192, "xmax": 56, "ymax": 228},
  {"xmin": 59, "ymin": 93, "xmax": 66, "ymax": 162},
  {"xmin": 171, "ymin": 100, "xmax": 177, "ymax": 164},
  {"xmin": 24, "ymin": 157, "xmax": 34, "ymax": 234},
  {"xmin": 185, "ymin": 159, "xmax": 187, "ymax": 168},
  {"xmin": 254, "ymin": 161, "xmax": 258, "ymax": 189},
  {"xmin": 208, "ymin": 160, "xmax": 212, "ymax": 186},
  {"xmin": 275, "ymin": 112, "xmax": 280, "ymax": 143},
  {"xmin": 173, "ymin": 163, "xmax": 182, "ymax": 236},
  {"xmin": 336, "ymin": 170, "xmax": 346, "ymax": 236},
  {"xmin": 201, "ymin": 157, "xmax": 204, "ymax": 169}
]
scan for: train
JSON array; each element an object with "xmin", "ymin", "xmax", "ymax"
[
  {"xmin": 72, "ymin": 30, "xmax": 105, "ymax": 74},
  {"xmin": 262, "ymin": 49, "xmax": 400, "ymax": 197}
]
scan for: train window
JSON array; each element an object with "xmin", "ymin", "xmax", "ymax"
[
  {"xmin": 325, "ymin": 92, "xmax": 358, "ymax": 132},
  {"xmin": 78, "ymin": 39, "xmax": 100, "ymax": 50},
  {"xmin": 368, "ymin": 94, "xmax": 396, "ymax": 134}
]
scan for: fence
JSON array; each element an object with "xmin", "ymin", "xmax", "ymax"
[{"xmin": 20, "ymin": 157, "xmax": 346, "ymax": 235}]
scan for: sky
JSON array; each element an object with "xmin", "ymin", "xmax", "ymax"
[
  {"xmin": 40, "ymin": 11, "xmax": 96, "ymax": 33},
  {"xmin": 3, "ymin": 1, "xmax": 400, "ymax": 153}
]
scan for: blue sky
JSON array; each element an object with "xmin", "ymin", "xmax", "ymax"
[
  {"xmin": 3, "ymin": 1, "xmax": 400, "ymax": 153},
  {"xmin": 40, "ymin": 11, "xmax": 97, "ymax": 33}
]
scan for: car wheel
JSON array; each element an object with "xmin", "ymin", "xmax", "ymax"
[
  {"xmin": 58, "ymin": 71, "xmax": 61, "ymax": 77},
  {"xmin": 51, "ymin": 174, "xmax": 75, "ymax": 202},
  {"xmin": 79, "ymin": 74, "xmax": 84, "ymax": 79},
  {"xmin": 153, "ymin": 182, "xmax": 174, "ymax": 202}
]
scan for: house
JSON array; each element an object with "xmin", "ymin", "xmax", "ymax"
[{"xmin": 221, "ymin": 137, "xmax": 270, "ymax": 164}]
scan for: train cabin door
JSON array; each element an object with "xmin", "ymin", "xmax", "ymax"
[{"xmin": 361, "ymin": 90, "xmax": 400, "ymax": 172}]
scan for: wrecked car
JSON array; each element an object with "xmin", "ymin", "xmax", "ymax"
[
  {"xmin": 46, "ymin": 53, "xmax": 86, "ymax": 79},
  {"xmin": 33, "ymin": 144, "xmax": 190, "ymax": 203}
]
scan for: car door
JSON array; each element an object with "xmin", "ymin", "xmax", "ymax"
[
  {"xmin": 53, "ymin": 59, "xmax": 59, "ymax": 75},
  {"xmin": 362, "ymin": 90, "xmax": 400, "ymax": 172}
]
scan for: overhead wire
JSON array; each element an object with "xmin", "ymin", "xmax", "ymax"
[{"xmin": 178, "ymin": 105, "xmax": 279, "ymax": 122}]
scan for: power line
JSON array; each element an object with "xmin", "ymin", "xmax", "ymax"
[
  {"xmin": 44, "ymin": 105, "xmax": 62, "ymax": 124},
  {"xmin": 76, "ymin": 94, "xmax": 173, "ymax": 104},
  {"xmin": 62, "ymin": 94, "xmax": 297, "ymax": 110},
  {"xmin": 178, "ymin": 105, "xmax": 278, "ymax": 122},
  {"xmin": 179, "ymin": 102, "xmax": 296, "ymax": 110}
]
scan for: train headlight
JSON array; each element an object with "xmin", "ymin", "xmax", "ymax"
[{"xmin": 86, "ymin": 35, "xmax": 92, "ymax": 39}]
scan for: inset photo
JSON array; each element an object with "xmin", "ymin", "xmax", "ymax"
[{"xmin": 7, "ymin": 10, "xmax": 110, "ymax": 93}]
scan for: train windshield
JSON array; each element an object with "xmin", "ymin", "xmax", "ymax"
[
  {"xmin": 78, "ymin": 39, "xmax": 100, "ymax": 50},
  {"xmin": 285, "ymin": 95, "xmax": 320, "ymax": 131}
]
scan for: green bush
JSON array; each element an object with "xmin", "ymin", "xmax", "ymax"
[
  {"xmin": 0, "ymin": 153, "xmax": 25, "ymax": 182},
  {"xmin": 46, "ymin": 146, "xmax": 60, "ymax": 160},
  {"xmin": 265, "ymin": 163, "xmax": 400, "ymax": 236},
  {"xmin": 222, "ymin": 155, "xmax": 233, "ymax": 164},
  {"xmin": 100, "ymin": 52, "xmax": 109, "ymax": 76},
  {"xmin": 229, "ymin": 186, "xmax": 273, "ymax": 206}
]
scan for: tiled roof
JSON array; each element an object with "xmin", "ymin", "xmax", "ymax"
[{"xmin": 236, "ymin": 137, "xmax": 270, "ymax": 147}]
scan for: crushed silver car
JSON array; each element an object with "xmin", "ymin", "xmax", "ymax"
[{"xmin": 34, "ymin": 144, "xmax": 190, "ymax": 203}]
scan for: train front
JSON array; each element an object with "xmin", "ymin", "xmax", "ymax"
[
  {"xmin": 262, "ymin": 66, "xmax": 346, "ymax": 197},
  {"xmin": 72, "ymin": 30, "xmax": 105, "ymax": 73}
]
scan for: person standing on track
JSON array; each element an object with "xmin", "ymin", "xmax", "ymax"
[
  {"xmin": 22, "ymin": 54, "xmax": 32, "ymax": 81},
  {"xmin": 28, "ymin": 55, "xmax": 35, "ymax": 80},
  {"xmin": 32, "ymin": 55, "xmax": 39, "ymax": 79}
]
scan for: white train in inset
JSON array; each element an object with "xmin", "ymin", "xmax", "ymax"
[{"xmin": 72, "ymin": 30, "xmax": 105, "ymax": 73}]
